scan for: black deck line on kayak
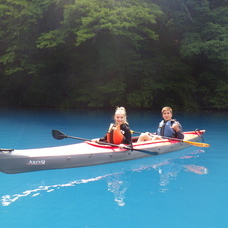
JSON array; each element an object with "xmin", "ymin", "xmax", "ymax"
[
  {"xmin": 131, "ymin": 148, "xmax": 158, "ymax": 155},
  {"xmin": 0, "ymin": 149, "xmax": 14, "ymax": 152}
]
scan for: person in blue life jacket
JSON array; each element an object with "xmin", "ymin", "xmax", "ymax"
[
  {"xmin": 92, "ymin": 107, "xmax": 132, "ymax": 149},
  {"xmin": 137, "ymin": 106, "xmax": 184, "ymax": 142}
]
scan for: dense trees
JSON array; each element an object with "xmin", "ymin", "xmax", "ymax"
[{"xmin": 0, "ymin": 0, "xmax": 227, "ymax": 110}]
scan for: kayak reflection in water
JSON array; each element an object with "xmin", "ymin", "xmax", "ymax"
[
  {"xmin": 92, "ymin": 107, "xmax": 132, "ymax": 149},
  {"xmin": 134, "ymin": 149, "xmax": 208, "ymax": 192},
  {"xmin": 1, "ymin": 149, "xmax": 208, "ymax": 207}
]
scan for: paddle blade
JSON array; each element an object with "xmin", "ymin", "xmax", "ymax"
[
  {"xmin": 131, "ymin": 130, "xmax": 141, "ymax": 134},
  {"xmin": 52, "ymin": 130, "xmax": 67, "ymax": 140},
  {"xmin": 184, "ymin": 140, "xmax": 210, "ymax": 147}
]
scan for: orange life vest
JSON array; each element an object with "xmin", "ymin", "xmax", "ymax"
[{"xmin": 106, "ymin": 124, "xmax": 124, "ymax": 144}]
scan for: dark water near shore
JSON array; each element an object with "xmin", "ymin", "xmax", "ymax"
[{"xmin": 0, "ymin": 108, "xmax": 227, "ymax": 228}]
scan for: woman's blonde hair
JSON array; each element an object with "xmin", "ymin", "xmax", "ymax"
[
  {"xmin": 161, "ymin": 106, "xmax": 173, "ymax": 114},
  {"xmin": 114, "ymin": 106, "xmax": 128, "ymax": 124}
]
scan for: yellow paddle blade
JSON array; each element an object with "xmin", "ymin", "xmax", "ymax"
[
  {"xmin": 183, "ymin": 140, "xmax": 210, "ymax": 147},
  {"xmin": 131, "ymin": 130, "xmax": 141, "ymax": 134}
]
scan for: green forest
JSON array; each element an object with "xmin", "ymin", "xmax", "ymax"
[{"xmin": 0, "ymin": 0, "xmax": 227, "ymax": 111}]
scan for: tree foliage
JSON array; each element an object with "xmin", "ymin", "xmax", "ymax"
[
  {"xmin": 37, "ymin": 0, "xmax": 162, "ymax": 47},
  {"xmin": 0, "ymin": 0, "xmax": 227, "ymax": 110}
]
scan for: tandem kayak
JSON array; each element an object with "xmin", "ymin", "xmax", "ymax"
[{"xmin": 0, "ymin": 130, "xmax": 207, "ymax": 174}]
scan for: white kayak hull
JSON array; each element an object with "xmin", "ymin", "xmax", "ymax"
[{"xmin": 0, "ymin": 130, "xmax": 205, "ymax": 174}]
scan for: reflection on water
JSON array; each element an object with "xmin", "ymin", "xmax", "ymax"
[
  {"xmin": 1, "ymin": 172, "xmax": 122, "ymax": 207},
  {"xmin": 107, "ymin": 173, "xmax": 128, "ymax": 206},
  {"xmin": 1, "ymin": 149, "xmax": 208, "ymax": 207},
  {"xmin": 133, "ymin": 149, "xmax": 208, "ymax": 193}
]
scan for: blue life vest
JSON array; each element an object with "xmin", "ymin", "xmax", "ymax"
[{"xmin": 156, "ymin": 120, "xmax": 179, "ymax": 137}]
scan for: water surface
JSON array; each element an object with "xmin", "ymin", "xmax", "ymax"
[{"xmin": 0, "ymin": 108, "xmax": 227, "ymax": 228}]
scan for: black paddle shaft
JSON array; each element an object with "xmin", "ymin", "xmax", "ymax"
[{"xmin": 51, "ymin": 129, "xmax": 158, "ymax": 153}]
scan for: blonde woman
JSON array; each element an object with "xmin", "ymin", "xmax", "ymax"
[{"xmin": 92, "ymin": 107, "xmax": 132, "ymax": 148}]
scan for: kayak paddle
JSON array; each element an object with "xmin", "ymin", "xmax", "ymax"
[
  {"xmin": 52, "ymin": 129, "xmax": 91, "ymax": 141},
  {"xmin": 52, "ymin": 129, "xmax": 123, "ymax": 147},
  {"xmin": 131, "ymin": 130, "xmax": 210, "ymax": 147},
  {"xmin": 52, "ymin": 130, "xmax": 158, "ymax": 155}
]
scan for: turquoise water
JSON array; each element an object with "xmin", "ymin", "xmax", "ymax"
[{"xmin": 0, "ymin": 109, "xmax": 227, "ymax": 228}]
